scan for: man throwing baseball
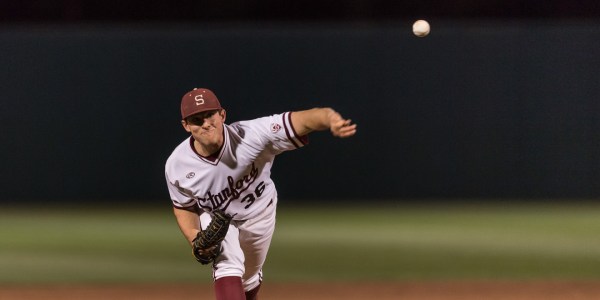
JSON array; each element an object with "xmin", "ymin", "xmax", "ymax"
[{"xmin": 165, "ymin": 88, "xmax": 356, "ymax": 300}]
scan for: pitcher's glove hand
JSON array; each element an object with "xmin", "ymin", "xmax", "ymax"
[{"xmin": 192, "ymin": 210, "xmax": 232, "ymax": 265}]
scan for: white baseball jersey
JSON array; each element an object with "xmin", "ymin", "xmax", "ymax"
[{"xmin": 165, "ymin": 112, "xmax": 307, "ymax": 220}]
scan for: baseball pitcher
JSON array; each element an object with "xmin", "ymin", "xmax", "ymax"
[{"xmin": 165, "ymin": 88, "xmax": 356, "ymax": 300}]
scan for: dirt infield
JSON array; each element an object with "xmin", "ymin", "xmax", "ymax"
[{"xmin": 2, "ymin": 281, "xmax": 600, "ymax": 300}]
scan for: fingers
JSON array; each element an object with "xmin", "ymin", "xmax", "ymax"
[
  {"xmin": 327, "ymin": 110, "xmax": 356, "ymax": 138},
  {"xmin": 331, "ymin": 118, "xmax": 357, "ymax": 138}
]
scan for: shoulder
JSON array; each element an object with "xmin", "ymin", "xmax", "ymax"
[
  {"xmin": 231, "ymin": 112, "xmax": 306, "ymax": 149},
  {"xmin": 231, "ymin": 112, "xmax": 292, "ymax": 133}
]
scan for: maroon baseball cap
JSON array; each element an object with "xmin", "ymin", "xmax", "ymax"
[{"xmin": 180, "ymin": 88, "xmax": 222, "ymax": 119}]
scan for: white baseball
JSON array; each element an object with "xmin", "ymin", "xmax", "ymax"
[{"xmin": 412, "ymin": 20, "xmax": 430, "ymax": 37}]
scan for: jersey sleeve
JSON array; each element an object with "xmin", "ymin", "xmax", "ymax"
[
  {"xmin": 237, "ymin": 112, "xmax": 308, "ymax": 153},
  {"xmin": 165, "ymin": 171, "xmax": 197, "ymax": 209}
]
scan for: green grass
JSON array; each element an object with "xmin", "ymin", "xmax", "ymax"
[
  {"xmin": 268, "ymin": 202, "xmax": 600, "ymax": 281},
  {"xmin": 1, "ymin": 202, "xmax": 600, "ymax": 284},
  {"xmin": 0, "ymin": 206, "xmax": 209, "ymax": 283}
]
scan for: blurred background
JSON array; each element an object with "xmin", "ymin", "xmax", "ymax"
[
  {"xmin": 1, "ymin": 0, "xmax": 600, "ymax": 204},
  {"xmin": 1, "ymin": 0, "xmax": 600, "ymax": 289}
]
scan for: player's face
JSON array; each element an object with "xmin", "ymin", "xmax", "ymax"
[{"xmin": 182, "ymin": 109, "xmax": 226, "ymax": 153}]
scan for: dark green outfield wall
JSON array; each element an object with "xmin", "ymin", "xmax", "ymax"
[{"xmin": 2, "ymin": 20, "xmax": 599, "ymax": 202}]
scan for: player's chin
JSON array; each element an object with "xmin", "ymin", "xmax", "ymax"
[{"xmin": 199, "ymin": 130, "xmax": 221, "ymax": 143}]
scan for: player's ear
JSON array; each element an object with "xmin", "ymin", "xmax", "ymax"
[
  {"xmin": 181, "ymin": 119, "xmax": 192, "ymax": 132},
  {"xmin": 220, "ymin": 109, "xmax": 226, "ymax": 122}
]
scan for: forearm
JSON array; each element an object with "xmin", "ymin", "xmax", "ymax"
[
  {"xmin": 291, "ymin": 107, "xmax": 357, "ymax": 137},
  {"xmin": 294, "ymin": 107, "xmax": 336, "ymax": 132},
  {"xmin": 172, "ymin": 207, "xmax": 201, "ymax": 245}
]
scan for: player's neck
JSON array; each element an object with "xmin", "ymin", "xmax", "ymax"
[{"xmin": 193, "ymin": 139, "xmax": 222, "ymax": 158}]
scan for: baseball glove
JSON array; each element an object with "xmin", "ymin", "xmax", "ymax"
[{"xmin": 192, "ymin": 209, "xmax": 232, "ymax": 265}]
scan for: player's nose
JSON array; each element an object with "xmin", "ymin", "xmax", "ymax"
[{"xmin": 200, "ymin": 120, "xmax": 214, "ymax": 129}]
